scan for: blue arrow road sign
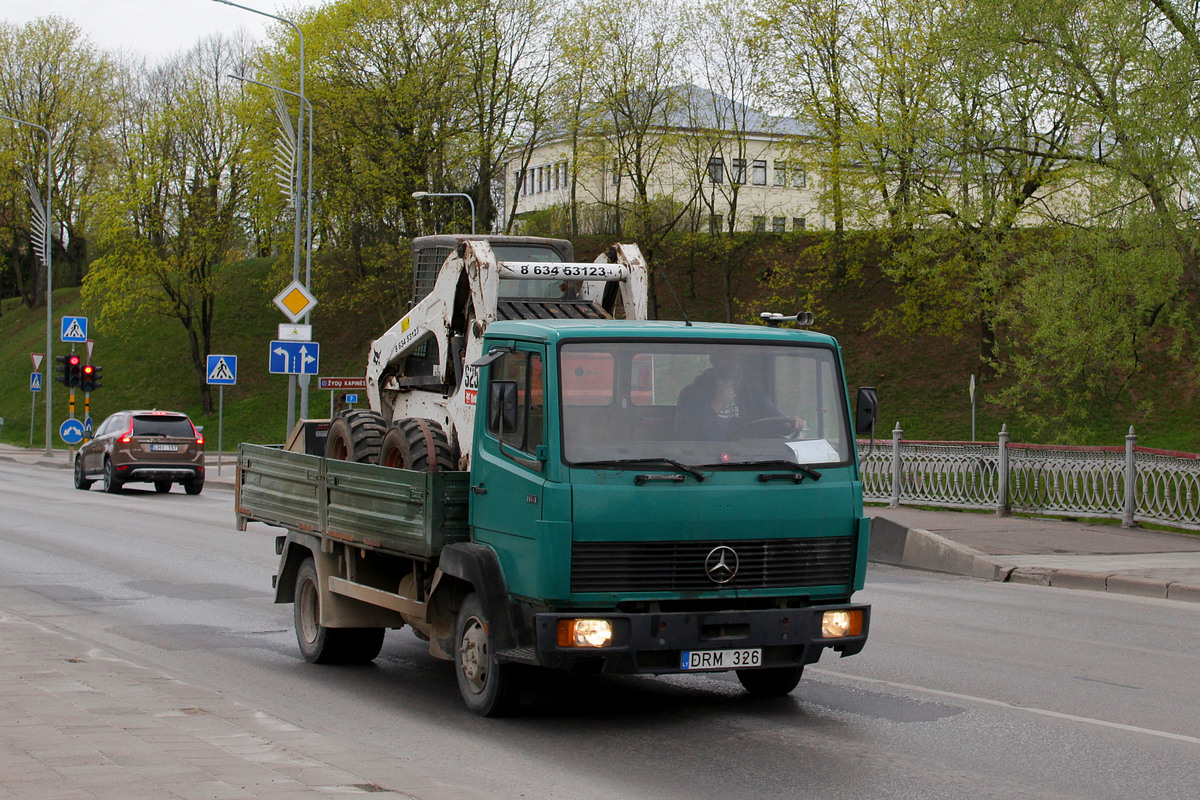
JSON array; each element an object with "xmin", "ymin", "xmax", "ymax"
[
  {"xmin": 59, "ymin": 418, "xmax": 85, "ymax": 445},
  {"xmin": 83, "ymin": 417, "xmax": 93, "ymax": 438},
  {"xmin": 30, "ymin": 372, "xmax": 42, "ymax": 392},
  {"xmin": 206, "ymin": 354, "xmax": 238, "ymax": 385},
  {"xmin": 60, "ymin": 315, "xmax": 88, "ymax": 342},
  {"xmin": 269, "ymin": 340, "xmax": 320, "ymax": 375}
]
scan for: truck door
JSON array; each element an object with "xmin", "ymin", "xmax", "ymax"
[{"xmin": 470, "ymin": 347, "xmax": 547, "ymax": 597}]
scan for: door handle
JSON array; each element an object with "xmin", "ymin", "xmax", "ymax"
[{"xmin": 471, "ymin": 484, "xmax": 488, "ymax": 495}]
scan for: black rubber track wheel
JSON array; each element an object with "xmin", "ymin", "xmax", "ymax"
[
  {"xmin": 378, "ymin": 418, "xmax": 456, "ymax": 472},
  {"xmin": 324, "ymin": 409, "xmax": 388, "ymax": 463}
]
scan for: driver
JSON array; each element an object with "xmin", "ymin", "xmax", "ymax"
[{"xmin": 675, "ymin": 351, "xmax": 804, "ymax": 441}]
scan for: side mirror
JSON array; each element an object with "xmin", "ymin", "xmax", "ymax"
[
  {"xmin": 488, "ymin": 380, "xmax": 519, "ymax": 433},
  {"xmin": 855, "ymin": 387, "xmax": 878, "ymax": 436}
]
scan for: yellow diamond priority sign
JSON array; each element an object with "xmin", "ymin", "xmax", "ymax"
[{"xmin": 273, "ymin": 281, "xmax": 318, "ymax": 323}]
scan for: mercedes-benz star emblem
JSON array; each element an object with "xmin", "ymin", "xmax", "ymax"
[{"xmin": 705, "ymin": 546, "xmax": 739, "ymax": 584}]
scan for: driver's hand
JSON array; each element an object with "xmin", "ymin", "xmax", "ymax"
[{"xmin": 791, "ymin": 417, "xmax": 807, "ymax": 436}]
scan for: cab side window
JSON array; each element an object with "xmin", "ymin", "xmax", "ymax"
[{"xmin": 487, "ymin": 351, "xmax": 544, "ymax": 455}]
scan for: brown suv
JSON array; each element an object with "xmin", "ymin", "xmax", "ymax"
[{"xmin": 74, "ymin": 410, "xmax": 205, "ymax": 495}]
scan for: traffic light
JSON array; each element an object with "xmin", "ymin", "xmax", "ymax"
[
  {"xmin": 57, "ymin": 354, "xmax": 82, "ymax": 387},
  {"xmin": 81, "ymin": 364, "xmax": 103, "ymax": 393}
]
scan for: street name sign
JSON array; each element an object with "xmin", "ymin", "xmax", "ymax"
[{"xmin": 319, "ymin": 377, "xmax": 367, "ymax": 391}]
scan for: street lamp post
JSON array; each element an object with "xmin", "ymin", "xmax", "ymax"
[
  {"xmin": 211, "ymin": 0, "xmax": 309, "ymax": 431},
  {"xmin": 412, "ymin": 191, "xmax": 476, "ymax": 235},
  {"xmin": 1, "ymin": 113, "xmax": 54, "ymax": 456}
]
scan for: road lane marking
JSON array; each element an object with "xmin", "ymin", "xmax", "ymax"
[{"xmin": 812, "ymin": 668, "xmax": 1200, "ymax": 746}]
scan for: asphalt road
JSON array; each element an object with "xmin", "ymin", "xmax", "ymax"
[{"xmin": 3, "ymin": 460, "xmax": 1199, "ymax": 800}]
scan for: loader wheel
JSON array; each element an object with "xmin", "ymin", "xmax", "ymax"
[
  {"xmin": 325, "ymin": 409, "xmax": 387, "ymax": 464},
  {"xmin": 293, "ymin": 557, "xmax": 384, "ymax": 665},
  {"xmin": 378, "ymin": 418, "xmax": 456, "ymax": 472}
]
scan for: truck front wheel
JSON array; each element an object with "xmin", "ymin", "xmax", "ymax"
[
  {"xmin": 293, "ymin": 558, "xmax": 384, "ymax": 665},
  {"xmin": 454, "ymin": 593, "xmax": 523, "ymax": 716},
  {"xmin": 736, "ymin": 666, "xmax": 804, "ymax": 697}
]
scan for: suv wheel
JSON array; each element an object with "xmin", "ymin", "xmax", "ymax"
[
  {"xmin": 73, "ymin": 457, "xmax": 93, "ymax": 491},
  {"xmin": 184, "ymin": 477, "xmax": 204, "ymax": 495},
  {"xmin": 102, "ymin": 459, "xmax": 123, "ymax": 494}
]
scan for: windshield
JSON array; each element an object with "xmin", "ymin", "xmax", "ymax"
[{"xmin": 560, "ymin": 340, "xmax": 852, "ymax": 468}]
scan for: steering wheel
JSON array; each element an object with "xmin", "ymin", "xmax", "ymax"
[{"xmin": 726, "ymin": 416, "xmax": 796, "ymax": 440}]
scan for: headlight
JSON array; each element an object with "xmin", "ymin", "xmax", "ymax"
[
  {"xmin": 821, "ymin": 610, "xmax": 863, "ymax": 638},
  {"xmin": 557, "ymin": 618, "xmax": 614, "ymax": 647}
]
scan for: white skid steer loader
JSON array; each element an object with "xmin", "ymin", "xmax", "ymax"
[{"xmin": 322, "ymin": 236, "xmax": 650, "ymax": 471}]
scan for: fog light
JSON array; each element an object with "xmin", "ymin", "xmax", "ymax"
[
  {"xmin": 557, "ymin": 619, "xmax": 613, "ymax": 647},
  {"xmin": 821, "ymin": 610, "xmax": 862, "ymax": 638}
]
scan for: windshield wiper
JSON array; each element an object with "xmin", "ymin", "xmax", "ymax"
[
  {"xmin": 707, "ymin": 459, "xmax": 823, "ymax": 483},
  {"xmin": 574, "ymin": 458, "xmax": 705, "ymax": 483}
]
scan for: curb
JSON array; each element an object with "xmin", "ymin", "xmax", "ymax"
[{"xmin": 868, "ymin": 517, "xmax": 1200, "ymax": 604}]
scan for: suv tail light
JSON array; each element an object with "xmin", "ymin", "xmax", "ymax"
[
  {"xmin": 191, "ymin": 420, "xmax": 205, "ymax": 446},
  {"xmin": 119, "ymin": 419, "xmax": 135, "ymax": 443}
]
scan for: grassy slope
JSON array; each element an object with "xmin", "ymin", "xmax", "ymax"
[{"xmin": 2, "ymin": 241, "xmax": 1197, "ymax": 453}]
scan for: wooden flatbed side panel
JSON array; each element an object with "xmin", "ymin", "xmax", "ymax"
[
  {"xmin": 237, "ymin": 444, "xmax": 322, "ymax": 532},
  {"xmin": 324, "ymin": 459, "xmax": 471, "ymax": 560}
]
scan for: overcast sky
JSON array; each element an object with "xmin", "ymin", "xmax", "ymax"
[{"xmin": 4, "ymin": 0, "xmax": 319, "ymax": 60}]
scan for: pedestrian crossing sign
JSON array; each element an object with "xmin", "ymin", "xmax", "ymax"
[
  {"xmin": 206, "ymin": 354, "xmax": 238, "ymax": 385},
  {"xmin": 60, "ymin": 315, "xmax": 88, "ymax": 342}
]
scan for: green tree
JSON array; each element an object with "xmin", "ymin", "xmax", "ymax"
[
  {"xmin": 0, "ymin": 15, "xmax": 113, "ymax": 305},
  {"xmin": 83, "ymin": 35, "xmax": 252, "ymax": 415}
]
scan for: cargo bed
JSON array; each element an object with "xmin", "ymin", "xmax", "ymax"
[{"xmin": 235, "ymin": 443, "xmax": 470, "ymax": 560}]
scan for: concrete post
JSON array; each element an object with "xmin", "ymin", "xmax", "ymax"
[
  {"xmin": 1123, "ymin": 426, "xmax": 1137, "ymax": 528},
  {"xmin": 997, "ymin": 424, "xmax": 1010, "ymax": 517},
  {"xmin": 889, "ymin": 422, "xmax": 903, "ymax": 508}
]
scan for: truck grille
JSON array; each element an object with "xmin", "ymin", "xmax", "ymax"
[{"xmin": 570, "ymin": 537, "xmax": 856, "ymax": 593}]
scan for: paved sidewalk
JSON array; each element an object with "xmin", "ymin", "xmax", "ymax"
[{"xmin": 869, "ymin": 506, "xmax": 1200, "ymax": 602}]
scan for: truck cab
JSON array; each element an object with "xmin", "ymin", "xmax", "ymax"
[{"xmin": 462, "ymin": 319, "xmax": 869, "ymax": 705}]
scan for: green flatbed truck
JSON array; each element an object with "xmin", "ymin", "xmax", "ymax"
[{"xmin": 237, "ymin": 238, "xmax": 877, "ymax": 716}]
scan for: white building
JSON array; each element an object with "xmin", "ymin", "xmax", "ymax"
[{"xmin": 501, "ymin": 86, "xmax": 828, "ymax": 235}]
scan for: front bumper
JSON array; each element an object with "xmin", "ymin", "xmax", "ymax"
[{"xmin": 528, "ymin": 603, "xmax": 869, "ymax": 673}]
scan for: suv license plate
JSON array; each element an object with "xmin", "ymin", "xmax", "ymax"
[
  {"xmin": 150, "ymin": 444, "xmax": 179, "ymax": 452},
  {"xmin": 680, "ymin": 648, "xmax": 762, "ymax": 671}
]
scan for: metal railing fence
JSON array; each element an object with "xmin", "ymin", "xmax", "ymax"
[{"xmin": 858, "ymin": 424, "xmax": 1200, "ymax": 531}]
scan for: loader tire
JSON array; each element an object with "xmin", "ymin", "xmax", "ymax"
[
  {"xmin": 378, "ymin": 418, "xmax": 456, "ymax": 472},
  {"xmin": 325, "ymin": 409, "xmax": 387, "ymax": 464}
]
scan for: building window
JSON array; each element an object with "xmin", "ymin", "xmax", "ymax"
[
  {"xmin": 772, "ymin": 216, "xmax": 786, "ymax": 233},
  {"xmin": 709, "ymin": 214, "xmax": 723, "ymax": 233},
  {"xmin": 514, "ymin": 170, "xmax": 522, "ymax": 196},
  {"xmin": 752, "ymin": 159, "xmax": 767, "ymax": 186},
  {"xmin": 707, "ymin": 156, "xmax": 725, "ymax": 184},
  {"xmin": 731, "ymin": 158, "xmax": 746, "ymax": 185},
  {"xmin": 752, "ymin": 215, "xmax": 765, "ymax": 232},
  {"xmin": 553, "ymin": 162, "xmax": 560, "ymax": 190},
  {"xmin": 795, "ymin": 169, "xmax": 807, "ymax": 188},
  {"xmin": 793, "ymin": 216, "xmax": 806, "ymax": 231},
  {"xmin": 774, "ymin": 160, "xmax": 787, "ymax": 186}
]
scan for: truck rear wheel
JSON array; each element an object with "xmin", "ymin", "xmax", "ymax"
[
  {"xmin": 293, "ymin": 558, "xmax": 384, "ymax": 665},
  {"xmin": 736, "ymin": 666, "xmax": 804, "ymax": 697},
  {"xmin": 378, "ymin": 418, "xmax": 455, "ymax": 471},
  {"xmin": 325, "ymin": 409, "xmax": 387, "ymax": 463},
  {"xmin": 454, "ymin": 592, "xmax": 523, "ymax": 716}
]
